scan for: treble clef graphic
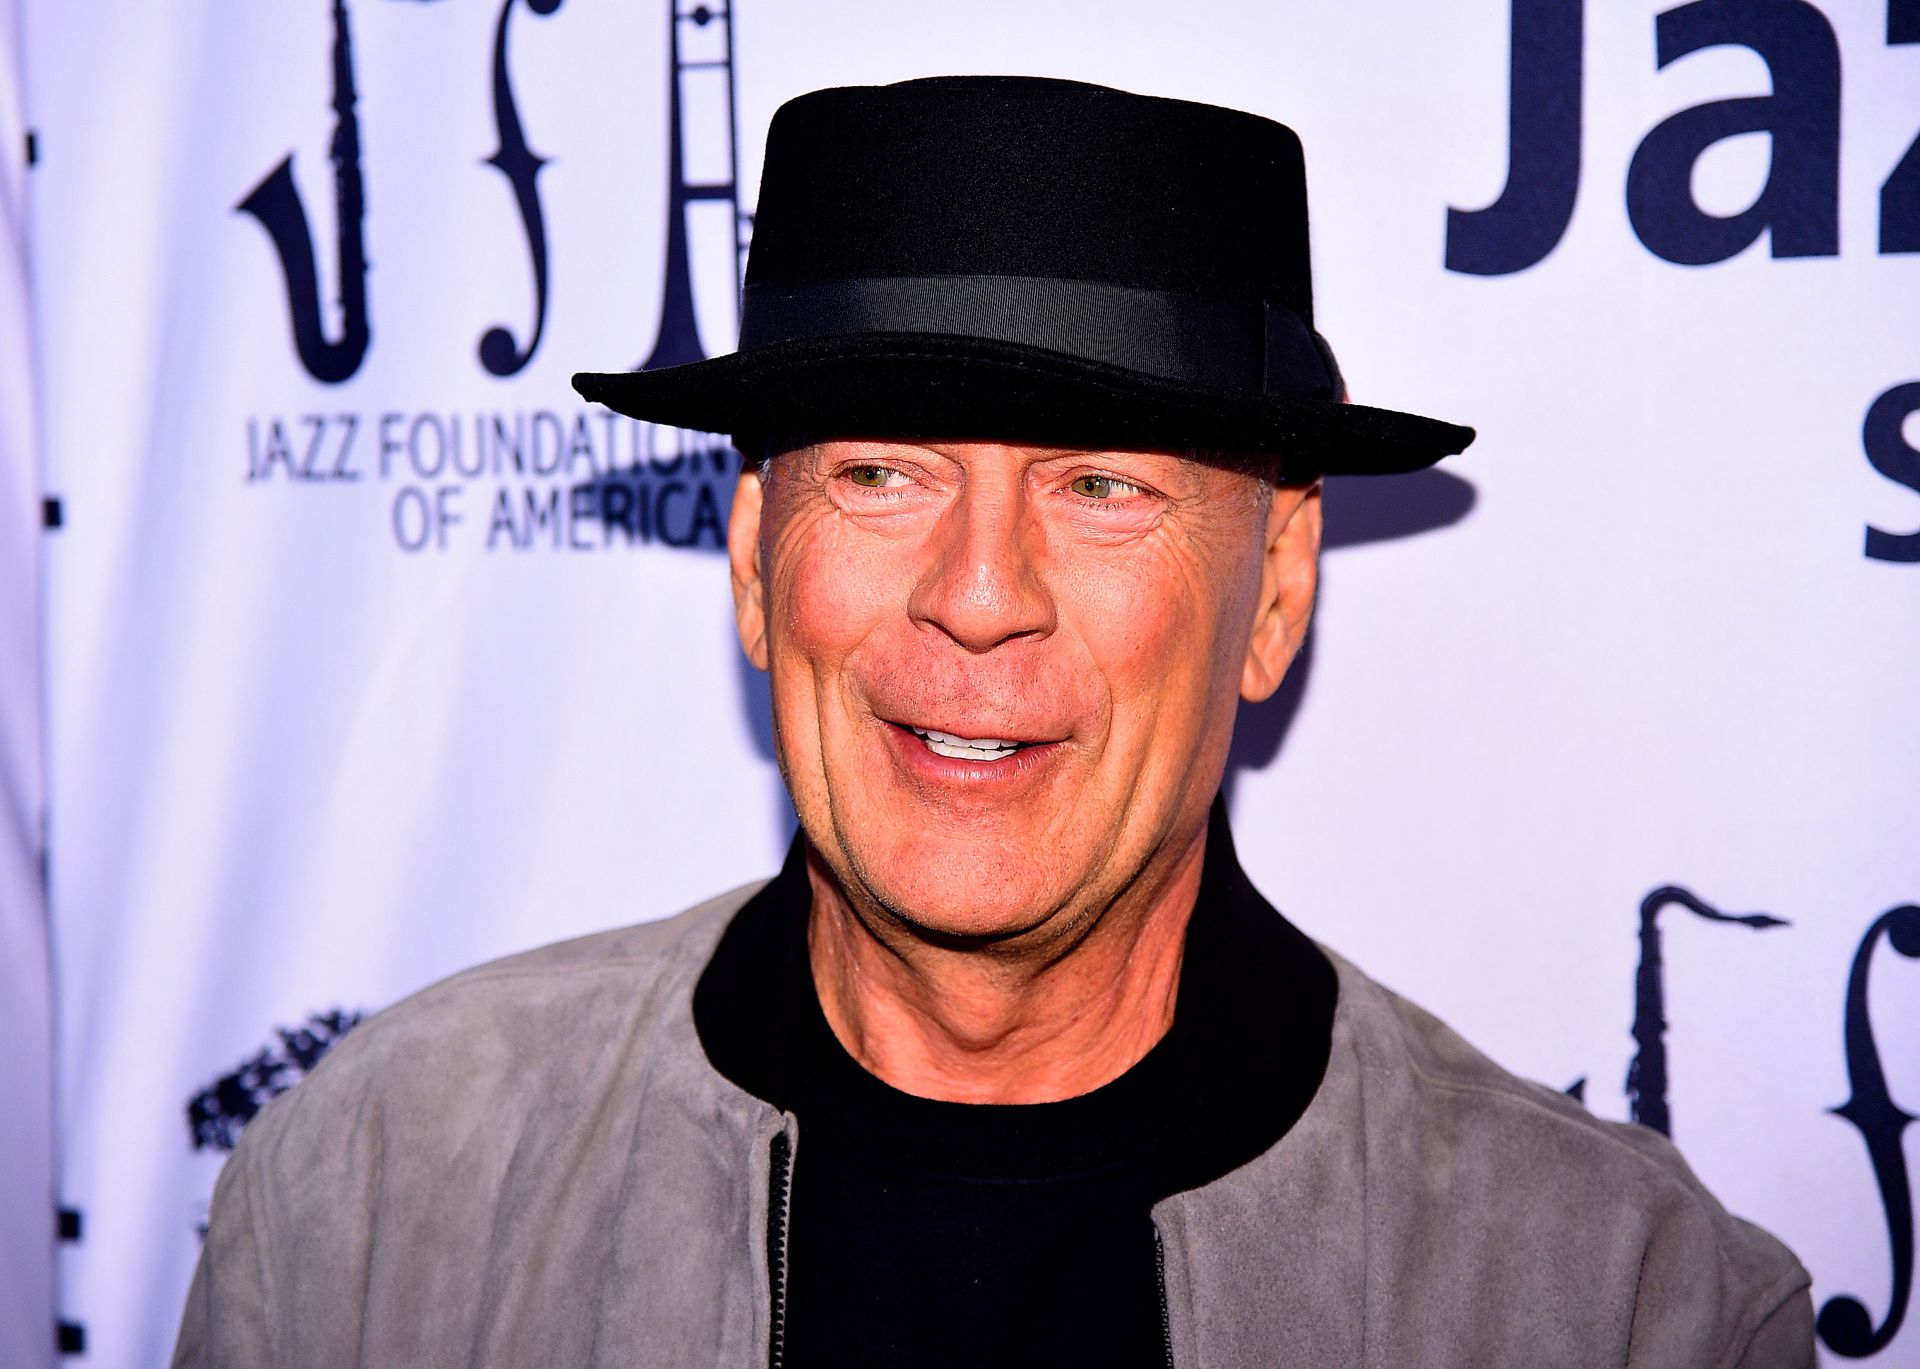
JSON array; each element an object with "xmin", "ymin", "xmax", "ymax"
[
  {"xmin": 477, "ymin": 0, "xmax": 564, "ymax": 377},
  {"xmin": 1819, "ymin": 904, "xmax": 1920, "ymax": 1359},
  {"xmin": 1626, "ymin": 886, "xmax": 1788, "ymax": 1138},
  {"xmin": 235, "ymin": 0, "xmax": 370, "ymax": 384}
]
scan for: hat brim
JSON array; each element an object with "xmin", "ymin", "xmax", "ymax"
[{"xmin": 571, "ymin": 333, "xmax": 1474, "ymax": 477}]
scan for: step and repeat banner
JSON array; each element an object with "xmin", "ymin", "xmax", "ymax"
[
  {"xmin": 17, "ymin": 0, "xmax": 1918, "ymax": 1364},
  {"xmin": 1, "ymin": 0, "xmax": 53, "ymax": 1364}
]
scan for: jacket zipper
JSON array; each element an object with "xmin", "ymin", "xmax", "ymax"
[
  {"xmin": 770, "ymin": 1127, "xmax": 1170, "ymax": 1367},
  {"xmin": 1154, "ymin": 1227, "xmax": 1175, "ymax": 1369},
  {"xmin": 767, "ymin": 1130, "xmax": 794, "ymax": 1369}
]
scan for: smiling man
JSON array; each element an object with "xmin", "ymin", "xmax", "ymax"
[
  {"xmin": 175, "ymin": 77, "xmax": 1812, "ymax": 1368},
  {"xmin": 738, "ymin": 436, "xmax": 1312, "ymax": 1104}
]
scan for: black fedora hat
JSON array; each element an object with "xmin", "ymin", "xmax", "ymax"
[{"xmin": 573, "ymin": 76, "xmax": 1474, "ymax": 478}]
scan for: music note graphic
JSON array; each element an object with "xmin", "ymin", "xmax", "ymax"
[
  {"xmin": 478, "ymin": 0, "xmax": 565, "ymax": 377},
  {"xmin": 1819, "ymin": 904, "xmax": 1920, "ymax": 1360},
  {"xmin": 1625, "ymin": 886, "xmax": 1789, "ymax": 1139},
  {"xmin": 641, "ymin": 0, "xmax": 749, "ymax": 371},
  {"xmin": 235, "ymin": 0, "xmax": 371, "ymax": 385}
]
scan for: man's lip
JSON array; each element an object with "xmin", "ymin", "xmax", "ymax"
[
  {"xmin": 881, "ymin": 718, "xmax": 1065, "ymax": 747},
  {"xmin": 880, "ymin": 718, "xmax": 1067, "ymax": 785}
]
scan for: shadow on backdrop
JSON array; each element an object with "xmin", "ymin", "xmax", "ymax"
[
  {"xmin": 1223, "ymin": 466, "xmax": 1476, "ymax": 800},
  {"xmin": 570, "ymin": 436, "xmax": 740, "ymax": 555},
  {"xmin": 1319, "ymin": 465, "xmax": 1476, "ymax": 551}
]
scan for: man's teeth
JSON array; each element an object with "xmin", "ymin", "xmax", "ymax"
[{"xmin": 911, "ymin": 727, "xmax": 1027, "ymax": 762}]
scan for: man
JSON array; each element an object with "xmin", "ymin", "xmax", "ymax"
[{"xmin": 176, "ymin": 77, "xmax": 1812, "ymax": 1367}]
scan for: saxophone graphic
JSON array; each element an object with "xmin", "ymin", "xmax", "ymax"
[
  {"xmin": 236, "ymin": 0, "xmax": 371, "ymax": 385},
  {"xmin": 1625, "ymin": 885, "xmax": 1788, "ymax": 1138}
]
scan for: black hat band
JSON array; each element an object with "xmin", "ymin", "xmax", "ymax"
[{"xmin": 737, "ymin": 275, "xmax": 1336, "ymax": 401}]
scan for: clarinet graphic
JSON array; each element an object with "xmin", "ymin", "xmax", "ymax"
[
  {"xmin": 236, "ymin": 0, "xmax": 371, "ymax": 385},
  {"xmin": 1625, "ymin": 886, "xmax": 1788, "ymax": 1138},
  {"xmin": 1819, "ymin": 904, "xmax": 1920, "ymax": 1360},
  {"xmin": 641, "ymin": 0, "xmax": 748, "ymax": 371},
  {"xmin": 478, "ymin": 0, "xmax": 564, "ymax": 377}
]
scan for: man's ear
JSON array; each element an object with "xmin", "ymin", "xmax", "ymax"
[
  {"xmin": 1241, "ymin": 481, "xmax": 1321, "ymax": 703},
  {"xmin": 728, "ymin": 467, "xmax": 770, "ymax": 671}
]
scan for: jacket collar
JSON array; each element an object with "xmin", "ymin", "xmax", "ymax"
[{"xmin": 691, "ymin": 796, "xmax": 1337, "ymax": 1195}]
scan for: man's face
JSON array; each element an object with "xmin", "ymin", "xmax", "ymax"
[{"xmin": 729, "ymin": 439, "xmax": 1320, "ymax": 942}]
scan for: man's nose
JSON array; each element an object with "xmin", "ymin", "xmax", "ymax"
[{"xmin": 906, "ymin": 481, "xmax": 1057, "ymax": 654}]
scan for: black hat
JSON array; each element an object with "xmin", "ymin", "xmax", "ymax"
[{"xmin": 572, "ymin": 76, "xmax": 1474, "ymax": 477}]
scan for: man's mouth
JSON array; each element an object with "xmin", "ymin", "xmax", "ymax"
[{"xmin": 906, "ymin": 726, "xmax": 1031, "ymax": 763}]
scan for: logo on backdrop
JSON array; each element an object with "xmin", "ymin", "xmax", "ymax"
[
  {"xmin": 1577, "ymin": 888, "xmax": 1917, "ymax": 1361},
  {"xmin": 1621, "ymin": 886, "xmax": 1788, "ymax": 1139},
  {"xmin": 236, "ymin": 0, "xmax": 369, "ymax": 385},
  {"xmin": 186, "ymin": 1009, "xmax": 366, "ymax": 1153},
  {"xmin": 1445, "ymin": 0, "xmax": 1920, "ymax": 564},
  {"xmin": 1822, "ymin": 905, "xmax": 1920, "ymax": 1360},
  {"xmin": 1446, "ymin": 11, "xmax": 1918, "ymax": 1343},
  {"xmin": 236, "ymin": 0, "xmax": 751, "ymax": 554}
]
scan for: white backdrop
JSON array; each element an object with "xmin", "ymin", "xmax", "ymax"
[
  {"xmin": 15, "ymin": 1, "xmax": 1920, "ymax": 1364},
  {"xmin": 1, "ymin": 0, "xmax": 52, "ymax": 1361}
]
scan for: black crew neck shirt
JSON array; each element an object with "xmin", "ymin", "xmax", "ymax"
[
  {"xmin": 782, "ymin": 937, "xmax": 1178, "ymax": 1369},
  {"xmin": 690, "ymin": 799, "xmax": 1338, "ymax": 1369}
]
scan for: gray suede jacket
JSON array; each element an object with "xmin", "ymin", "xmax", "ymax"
[{"xmin": 174, "ymin": 875, "xmax": 1813, "ymax": 1368}]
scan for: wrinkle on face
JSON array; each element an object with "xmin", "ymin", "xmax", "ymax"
[{"xmin": 731, "ymin": 438, "xmax": 1318, "ymax": 952}]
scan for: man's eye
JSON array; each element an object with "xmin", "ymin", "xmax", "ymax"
[
  {"xmin": 846, "ymin": 466, "xmax": 903, "ymax": 488},
  {"xmin": 1069, "ymin": 474, "xmax": 1141, "ymax": 500}
]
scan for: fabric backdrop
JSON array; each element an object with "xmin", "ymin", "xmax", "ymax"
[
  {"xmin": 1, "ymin": 0, "xmax": 53, "ymax": 1362},
  {"xmin": 11, "ymin": 1, "xmax": 1919, "ymax": 1364}
]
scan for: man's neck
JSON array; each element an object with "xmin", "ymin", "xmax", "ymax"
[{"xmin": 803, "ymin": 828, "xmax": 1207, "ymax": 1105}]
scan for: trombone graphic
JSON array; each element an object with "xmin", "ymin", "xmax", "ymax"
[{"xmin": 642, "ymin": 0, "xmax": 751, "ymax": 371}]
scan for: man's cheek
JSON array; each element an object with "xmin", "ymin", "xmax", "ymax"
[
  {"xmin": 780, "ymin": 530, "xmax": 904, "ymax": 656},
  {"xmin": 1063, "ymin": 564, "xmax": 1192, "ymax": 686}
]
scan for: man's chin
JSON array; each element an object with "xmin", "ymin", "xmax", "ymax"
[{"xmin": 839, "ymin": 833, "xmax": 1083, "ymax": 946}]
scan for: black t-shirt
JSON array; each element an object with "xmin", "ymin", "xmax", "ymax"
[
  {"xmin": 691, "ymin": 798, "xmax": 1337, "ymax": 1369},
  {"xmin": 782, "ymin": 946, "xmax": 1177, "ymax": 1369}
]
